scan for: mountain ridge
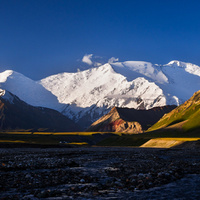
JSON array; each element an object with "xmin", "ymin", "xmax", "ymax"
[{"xmin": 0, "ymin": 60, "xmax": 200, "ymax": 129}]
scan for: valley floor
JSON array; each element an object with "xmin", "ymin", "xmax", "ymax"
[{"xmin": 0, "ymin": 147, "xmax": 200, "ymax": 199}]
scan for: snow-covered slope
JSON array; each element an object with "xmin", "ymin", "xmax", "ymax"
[
  {"xmin": 111, "ymin": 60, "xmax": 200, "ymax": 104},
  {"xmin": 1, "ymin": 60, "xmax": 200, "ymax": 129},
  {"xmin": 39, "ymin": 64, "xmax": 165, "ymax": 108},
  {"xmin": 39, "ymin": 64, "xmax": 167, "ymax": 127},
  {"xmin": 39, "ymin": 60, "xmax": 200, "ymax": 128},
  {"xmin": 0, "ymin": 70, "xmax": 62, "ymax": 110},
  {"xmin": 111, "ymin": 61, "xmax": 168, "ymax": 84},
  {"xmin": 162, "ymin": 61, "xmax": 200, "ymax": 102}
]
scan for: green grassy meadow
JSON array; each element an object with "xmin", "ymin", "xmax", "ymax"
[{"xmin": 148, "ymin": 98, "xmax": 200, "ymax": 132}]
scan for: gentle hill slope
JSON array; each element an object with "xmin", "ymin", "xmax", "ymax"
[{"xmin": 148, "ymin": 90, "xmax": 200, "ymax": 132}]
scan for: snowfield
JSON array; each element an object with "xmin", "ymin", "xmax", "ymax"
[{"xmin": 0, "ymin": 60, "xmax": 200, "ymax": 128}]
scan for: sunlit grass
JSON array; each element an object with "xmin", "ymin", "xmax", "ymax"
[
  {"xmin": 148, "ymin": 103, "xmax": 200, "ymax": 132},
  {"xmin": 33, "ymin": 132, "xmax": 53, "ymax": 135},
  {"xmin": 0, "ymin": 140, "xmax": 26, "ymax": 143},
  {"xmin": 156, "ymin": 138, "xmax": 200, "ymax": 141},
  {"xmin": 0, "ymin": 132, "xmax": 32, "ymax": 134},
  {"xmin": 68, "ymin": 142, "xmax": 88, "ymax": 145},
  {"xmin": 140, "ymin": 137, "xmax": 200, "ymax": 148}
]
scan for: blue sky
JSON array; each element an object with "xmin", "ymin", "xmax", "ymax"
[{"xmin": 1, "ymin": 0, "xmax": 200, "ymax": 80}]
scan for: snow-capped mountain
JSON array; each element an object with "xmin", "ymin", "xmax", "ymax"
[
  {"xmin": 0, "ymin": 70, "xmax": 62, "ymax": 111},
  {"xmin": 111, "ymin": 60, "xmax": 200, "ymax": 104},
  {"xmin": 39, "ymin": 60, "xmax": 200, "ymax": 128},
  {"xmin": 0, "ymin": 60, "xmax": 200, "ymax": 129},
  {"xmin": 39, "ymin": 63, "xmax": 167, "ymax": 128}
]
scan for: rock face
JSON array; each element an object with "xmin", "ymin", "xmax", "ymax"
[
  {"xmin": 148, "ymin": 90, "xmax": 200, "ymax": 132},
  {"xmin": 87, "ymin": 105, "xmax": 176, "ymax": 133},
  {"xmin": 99, "ymin": 118, "xmax": 142, "ymax": 133},
  {"xmin": 0, "ymin": 89, "xmax": 79, "ymax": 132}
]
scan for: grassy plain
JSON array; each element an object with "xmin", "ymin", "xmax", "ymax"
[
  {"xmin": 0, "ymin": 132, "xmax": 122, "ymax": 146},
  {"xmin": 0, "ymin": 129, "xmax": 199, "ymax": 148}
]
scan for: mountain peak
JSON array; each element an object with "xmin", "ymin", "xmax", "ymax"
[
  {"xmin": 0, "ymin": 70, "xmax": 61, "ymax": 110},
  {"xmin": 166, "ymin": 60, "xmax": 200, "ymax": 77},
  {"xmin": 167, "ymin": 60, "xmax": 183, "ymax": 66},
  {"xmin": 93, "ymin": 63, "xmax": 115, "ymax": 74},
  {"xmin": 0, "ymin": 70, "xmax": 14, "ymax": 82}
]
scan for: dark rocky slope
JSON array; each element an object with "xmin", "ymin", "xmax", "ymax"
[{"xmin": 0, "ymin": 90, "xmax": 79, "ymax": 132}]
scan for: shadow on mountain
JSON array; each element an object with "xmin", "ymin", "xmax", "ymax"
[{"xmin": 0, "ymin": 91, "xmax": 80, "ymax": 132}]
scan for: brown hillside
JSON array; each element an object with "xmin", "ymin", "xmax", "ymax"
[{"xmin": 87, "ymin": 105, "xmax": 176, "ymax": 133}]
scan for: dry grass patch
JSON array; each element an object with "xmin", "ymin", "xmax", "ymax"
[{"xmin": 140, "ymin": 138, "xmax": 200, "ymax": 148}]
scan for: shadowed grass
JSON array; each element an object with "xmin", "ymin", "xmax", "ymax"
[{"xmin": 0, "ymin": 132, "xmax": 122, "ymax": 145}]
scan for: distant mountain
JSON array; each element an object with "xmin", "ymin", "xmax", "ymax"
[
  {"xmin": 87, "ymin": 105, "xmax": 176, "ymax": 133},
  {"xmin": 0, "ymin": 60, "xmax": 200, "ymax": 129},
  {"xmin": 148, "ymin": 90, "xmax": 200, "ymax": 132},
  {"xmin": 0, "ymin": 89, "xmax": 79, "ymax": 131}
]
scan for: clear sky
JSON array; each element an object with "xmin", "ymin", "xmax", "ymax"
[{"xmin": 1, "ymin": 0, "xmax": 200, "ymax": 80}]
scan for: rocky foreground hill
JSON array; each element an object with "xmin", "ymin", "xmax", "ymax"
[{"xmin": 87, "ymin": 105, "xmax": 176, "ymax": 133}]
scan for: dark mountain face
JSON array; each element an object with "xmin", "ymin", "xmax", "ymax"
[
  {"xmin": 116, "ymin": 105, "xmax": 177, "ymax": 130},
  {"xmin": 0, "ymin": 91, "xmax": 80, "ymax": 132},
  {"xmin": 87, "ymin": 105, "xmax": 176, "ymax": 133}
]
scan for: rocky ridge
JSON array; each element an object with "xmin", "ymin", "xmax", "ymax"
[{"xmin": 87, "ymin": 105, "xmax": 176, "ymax": 133}]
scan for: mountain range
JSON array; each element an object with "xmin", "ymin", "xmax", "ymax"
[{"xmin": 0, "ymin": 60, "xmax": 200, "ymax": 129}]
